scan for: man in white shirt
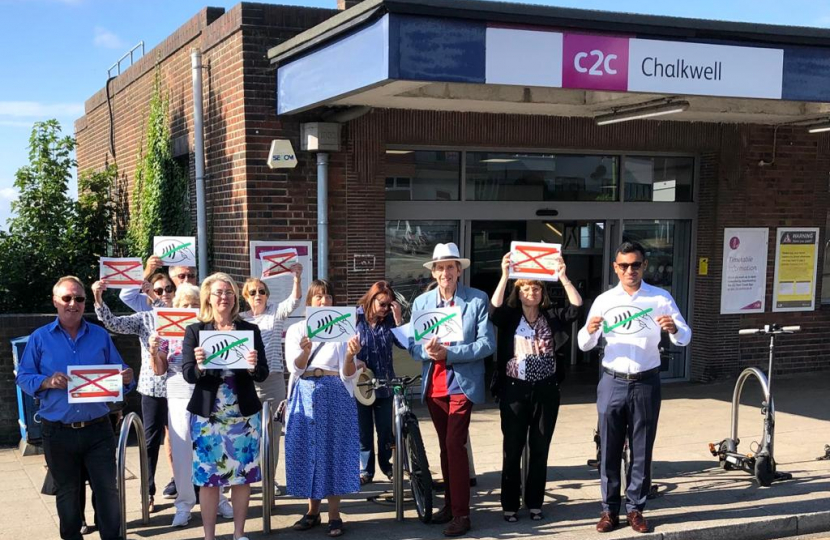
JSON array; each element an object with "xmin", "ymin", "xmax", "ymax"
[{"xmin": 578, "ymin": 241, "xmax": 691, "ymax": 534}]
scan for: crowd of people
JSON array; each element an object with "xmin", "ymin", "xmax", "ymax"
[{"xmin": 16, "ymin": 239, "xmax": 690, "ymax": 540}]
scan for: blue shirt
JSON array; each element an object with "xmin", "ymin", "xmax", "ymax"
[
  {"xmin": 16, "ymin": 318, "xmax": 135, "ymax": 423},
  {"xmin": 355, "ymin": 307, "xmax": 405, "ymax": 399}
]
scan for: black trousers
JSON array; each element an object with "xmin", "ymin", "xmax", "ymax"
[
  {"xmin": 597, "ymin": 371, "xmax": 661, "ymax": 514},
  {"xmin": 141, "ymin": 394, "xmax": 168, "ymax": 497},
  {"xmin": 499, "ymin": 376, "xmax": 561, "ymax": 512},
  {"xmin": 42, "ymin": 419, "xmax": 122, "ymax": 540}
]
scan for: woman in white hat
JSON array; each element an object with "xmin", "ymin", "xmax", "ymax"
[{"xmin": 407, "ymin": 242, "xmax": 495, "ymax": 537}]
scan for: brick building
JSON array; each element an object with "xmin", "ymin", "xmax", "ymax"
[{"xmin": 73, "ymin": 0, "xmax": 830, "ymax": 390}]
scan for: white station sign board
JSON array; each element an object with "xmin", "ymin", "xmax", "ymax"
[{"xmin": 267, "ymin": 139, "xmax": 298, "ymax": 169}]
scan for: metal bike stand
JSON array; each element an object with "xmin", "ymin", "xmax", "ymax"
[
  {"xmin": 117, "ymin": 412, "xmax": 150, "ymax": 539},
  {"xmin": 710, "ymin": 324, "xmax": 799, "ymax": 486},
  {"xmin": 261, "ymin": 401, "xmax": 275, "ymax": 533}
]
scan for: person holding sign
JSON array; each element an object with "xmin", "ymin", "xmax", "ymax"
[
  {"xmin": 284, "ymin": 280, "xmax": 361, "ymax": 538},
  {"xmin": 16, "ymin": 276, "xmax": 135, "ymax": 540},
  {"xmin": 119, "ymin": 254, "xmax": 197, "ymax": 313},
  {"xmin": 407, "ymin": 243, "xmax": 495, "ymax": 537},
  {"xmin": 240, "ymin": 265, "xmax": 303, "ymax": 497},
  {"xmin": 355, "ymin": 281, "xmax": 404, "ymax": 485},
  {"xmin": 92, "ymin": 271, "xmax": 175, "ymax": 513},
  {"xmin": 578, "ymin": 242, "xmax": 691, "ymax": 534},
  {"xmin": 181, "ymin": 273, "xmax": 269, "ymax": 540},
  {"xmin": 490, "ymin": 252, "xmax": 582, "ymax": 522}
]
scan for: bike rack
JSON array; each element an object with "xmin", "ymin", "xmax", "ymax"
[
  {"xmin": 117, "ymin": 412, "xmax": 150, "ymax": 539},
  {"xmin": 730, "ymin": 367, "xmax": 774, "ymax": 446},
  {"xmin": 261, "ymin": 400, "xmax": 275, "ymax": 533}
]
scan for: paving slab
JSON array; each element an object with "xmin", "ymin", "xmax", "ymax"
[{"xmin": 1, "ymin": 371, "xmax": 829, "ymax": 540}]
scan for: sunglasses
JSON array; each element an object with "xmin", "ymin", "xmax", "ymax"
[
  {"xmin": 616, "ymin": 262, "xmax": 644, "ymax": 272},
  {"xmin": 59, "ymin": 295, "xmax": 86, "ymax": 304},
  {"xmin": 154, "ymin": 285, "xmax": 174, "ymax": 295},
  {"xmin": 248, "ymin": 289, "xmax": 268, "ymax": 296},
  {"xmin": 176, "ymin": 273, "xmax": 196, "ymax": 281}
]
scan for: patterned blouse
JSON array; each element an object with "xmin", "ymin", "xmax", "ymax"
[
  {"xmin": 506, "ymin": 316, "xmax": 556, "ymax": 382},
  {"xmin": 95, "ymin": 301, "xmax": 167, "ymax": 398},
  {"xmin": 240, "ymin": 296, "xmax": 300, "ymax": 373},
  {"xmin": 355, "ymin": 306, "xmax": 405, "ymax": 399}
]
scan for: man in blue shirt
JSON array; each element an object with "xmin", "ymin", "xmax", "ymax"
[{"xmin": 17, "ymin": 276, "xmax": 135, "ymax": 540}]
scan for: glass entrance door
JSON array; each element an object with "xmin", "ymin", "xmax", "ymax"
[{"xmin": 468, "ymin": 220, "xmax": 607, "ymax": 386}]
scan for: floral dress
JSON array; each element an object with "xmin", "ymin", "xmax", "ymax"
[{"xmin": 191, "ymin": 373, "xmax": 262, "ymax": 486}]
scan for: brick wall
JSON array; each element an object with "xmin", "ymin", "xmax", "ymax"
[{"xmin": 0, "ymin": 314, "xmax": 143, "ymax": 445}]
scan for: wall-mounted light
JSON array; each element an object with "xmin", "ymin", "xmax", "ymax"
[
  {"xmin": 595, "ymin": 100, "xmax": 690, "ymax": 126},
  {"xmin": 807, "ymin": 120, "xmax": 830, "ymax": 134}
]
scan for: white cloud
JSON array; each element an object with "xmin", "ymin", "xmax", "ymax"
[
  {"xmin": 0, "ymin": 187, "xmax": 17, "ymax": 201},
  {"xmin": 0, "ymin": 101, "xmax": 84, "ymax": 118},
  {"xmin": 94, "ymin": 26, "xmax": 125, "ymax": 49}
]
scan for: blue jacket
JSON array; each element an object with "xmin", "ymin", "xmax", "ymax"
[{"xmin": 407, "ymin": 284, "xmax": 495, "ymax": 404}]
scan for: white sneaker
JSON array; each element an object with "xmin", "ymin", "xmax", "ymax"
[
  {"xmin": 217, "ymin": 499, "xmax": 234, "ymax": 519},
  {"xmin": 171, "ymin": 510, "xmax": 191, "ymax": 527}
]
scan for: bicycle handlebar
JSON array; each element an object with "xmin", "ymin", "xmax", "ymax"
[
  {"xmin": 738, "ymin": 324, "xmax": 801, "ymax": 336},
  {"xmin": 357, "ymin": 374, "xmax": 423, "ymax": 389}
]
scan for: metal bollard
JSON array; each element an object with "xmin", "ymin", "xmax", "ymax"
[
  {"xmin": 117, "ymin": 412, "xmax": 150, "ymax": 539},
  {"xmin": 261, "ymin": 401, "xmax": 275, "ymax": 533}
]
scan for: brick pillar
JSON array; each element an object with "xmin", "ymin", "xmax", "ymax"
[{"xmin": 337, "ymin": 0, "xmax": 363, "ymax": 9}]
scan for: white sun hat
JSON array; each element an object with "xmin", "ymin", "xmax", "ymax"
[{"xmin": 423, "ymin": 242, "xmax": 471, "ymax": 270}]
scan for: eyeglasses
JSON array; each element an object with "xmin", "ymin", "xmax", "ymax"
[
  {"xmin": 248, "ymin": 289, "xmax": 267, "ymax": 296},
  {"xmin": 616, "ymin": 262, "xmax": 644, "ymax": 272},
  {"xmin": 59, "ymin": 295, "xmax": 86, "ymax": 304},
  {"xmin": 154, "ymin": 285, "xmax": 174, "ymax": 295},
  {"xmin": 176, "ymin": 273, "xmax": 196, "ymax": 281},
  {"xmin": 211, "ymin": 290, "xmax": 235, "ymax": 298}
]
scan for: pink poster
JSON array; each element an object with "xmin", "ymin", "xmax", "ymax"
[{"xmin": 562, "ymin": 33, "xmax": 629, "ymax": 92}]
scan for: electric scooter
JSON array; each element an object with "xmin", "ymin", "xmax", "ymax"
[{"xmin": 709, "ymin": 324, "xmax": 799, "ymax": 486}]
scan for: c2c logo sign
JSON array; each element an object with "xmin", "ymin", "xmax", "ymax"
[{"xmin": 562, "ymin": 34, "xmax": 630, "ymax": 91}]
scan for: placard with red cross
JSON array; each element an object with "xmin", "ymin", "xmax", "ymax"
[
  {"xmin": 67, "ymin": 365, "xmax": 123, "ymax": 403},
  {"xmin": 509, "ymin": 241, "xmax": 562, "ymax": 282},
  {"xmin": 154, "ymin": 308, "xmax": 200, "ymax": 339},
  {"xmin": 99, "ymin": 257, "xmax": 144, "ymax": 288},
  {"xmin": 260, "ymin": 248, "xmax": 299, "ymax": 279}
]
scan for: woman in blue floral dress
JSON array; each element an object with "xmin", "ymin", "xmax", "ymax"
[{"xmin": 182, "ymin": 273, "xmax": 269, "ymax": 540}]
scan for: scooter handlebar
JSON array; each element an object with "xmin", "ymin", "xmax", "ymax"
[
  {"xmin": 781, "ymin": 325, "xmax": 801, "ymax": 332},
  {"xmin": 738, "ymin": 325, "xmax": 802, "ymax": 335},
  {"xmin": 738, "ymin": 329, "xmax": 761, "ymax": 335}
]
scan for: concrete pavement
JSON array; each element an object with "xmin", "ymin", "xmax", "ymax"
[{"xmin": 2, "ymin": 370, "xmax": 830, "ymax": 540}]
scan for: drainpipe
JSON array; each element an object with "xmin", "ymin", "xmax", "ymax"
[
  {"xmin": 191, "ymin": 48, "xmax": 208, "ymax": 280},
  {"xmin": 317, "ymin": 152, "xmax": 329, "ymax": 280}
]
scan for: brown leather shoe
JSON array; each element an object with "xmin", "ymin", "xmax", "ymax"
[
  {"xmin": 627, "ymin": 511, "xmax": 649, "ymax": 533},
  {"xmin": 443, "ymin": 516, "xmax": 471, "ymax": 537},
  {"xmin": 596, "ymin": 512, "xmax": 620, "ymax": 533},
  {"xmin": 432, "ymin": 506, "xmax": 453, "ymax": 524}
]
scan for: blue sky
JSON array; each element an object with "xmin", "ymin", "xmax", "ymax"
[{"xmin": 1, "ymin": 0, "xmax": 829, "ymax": 229}]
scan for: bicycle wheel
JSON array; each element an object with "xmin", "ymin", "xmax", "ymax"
[{"xmin": 404, "ymin": 416, "xmax": 433, "ymax": 523}]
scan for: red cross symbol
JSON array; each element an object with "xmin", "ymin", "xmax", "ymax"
[
  {"xmin": 261, "ymin": 249, "xmax": 298, "ymax": 278},
  {"xmin": 155, "ymin": 310, "xmax": 199, "ymax": 338},
  {"xmin": 101, "ymin": 260, "xmax": 143, "ymax": 286},
  {"xmin": 512, "ymin": 244, "xmax": 561, "ymax": 277},
  {"xmin": 69, "ymin": 368, "xmax": 121, "ymax": 399}
]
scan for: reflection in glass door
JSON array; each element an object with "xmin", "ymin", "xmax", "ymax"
[{"xmin": 622, "ymin": 220, "xmax": 692, "ymax": 379}]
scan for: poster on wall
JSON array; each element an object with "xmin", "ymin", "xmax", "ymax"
[
  {"xmin": 772, "ymin": 227, "xmax": 820, "ymax": 312},
  {"xmin": 720, "ymin": 228, "xmax": 768, "ymax": 314},
  {"xmin": 249, "ymin": 241, "xmax": 312, "ymax": 320}
]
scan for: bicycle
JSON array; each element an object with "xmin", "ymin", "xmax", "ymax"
[{"xmin": 358, "ymin": 375, "xmax": 434, "ymax": 523}]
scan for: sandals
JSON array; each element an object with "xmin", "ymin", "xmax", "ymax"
[
  {"xmin": 293, "ymin": 513, "xmax": 322, "ymax": 531},
  {"xmin": 530, "ymin": 510, "xmax": 544, "ymax": 521},
  {"xmin": 503, "ymin": 512, "xmax": 519, "ymax": 523},
  {"xmin": 328, "ymin": 518, "xmax": 345, "ymax": 537}
]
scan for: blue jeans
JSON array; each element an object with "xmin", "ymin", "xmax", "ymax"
[{"xmin": 357, "ymin": 396, "xmax": 393, "ymax": 480}]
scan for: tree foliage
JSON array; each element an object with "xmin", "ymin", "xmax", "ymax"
[
  {"xmin": 0, "ymin": 120, "xmax": 116, "ymax": 312},
  {"xmin": 126, "ymin": 66, "xmax": 190, "ymax": 257}
]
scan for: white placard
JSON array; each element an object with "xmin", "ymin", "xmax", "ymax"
[
  {"xmin": 260, "ymin": 248, "xmax": 299, "ymax": 279},
  {"xmin": 720, "ymin": 228, "xmax": 768, "ymax": 314},
  {"xmin": 306, "ymin": 307, "xmax": 357, "ymax": 343},
  {"xmin": 67, "ymin": 365, "xmax": 123, "ymax": 403},
  {"xmin": 99, "ymin": 257, "xmax": 144, "ymax": 289},
  {"xmin": 199, "ymin": 330, "xmax": 255, "ymax": 370},
  {"xmin": 250, "ymin": 241, "xmax": 313, "ymax": 320},
  {"xmin": 411, "ymin": 307, "xmax": 464, "ymax": 344},
  {"xmin": 154, "ymin": 236, "xmax": 197, "ymax": 268},
  {"xmin": 509, "ymin": 241, "xmax": 562, "ymax": 282},
  {"xmin": 628, "ymin": 39, "xmax": 784, "ymax": 99}
]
